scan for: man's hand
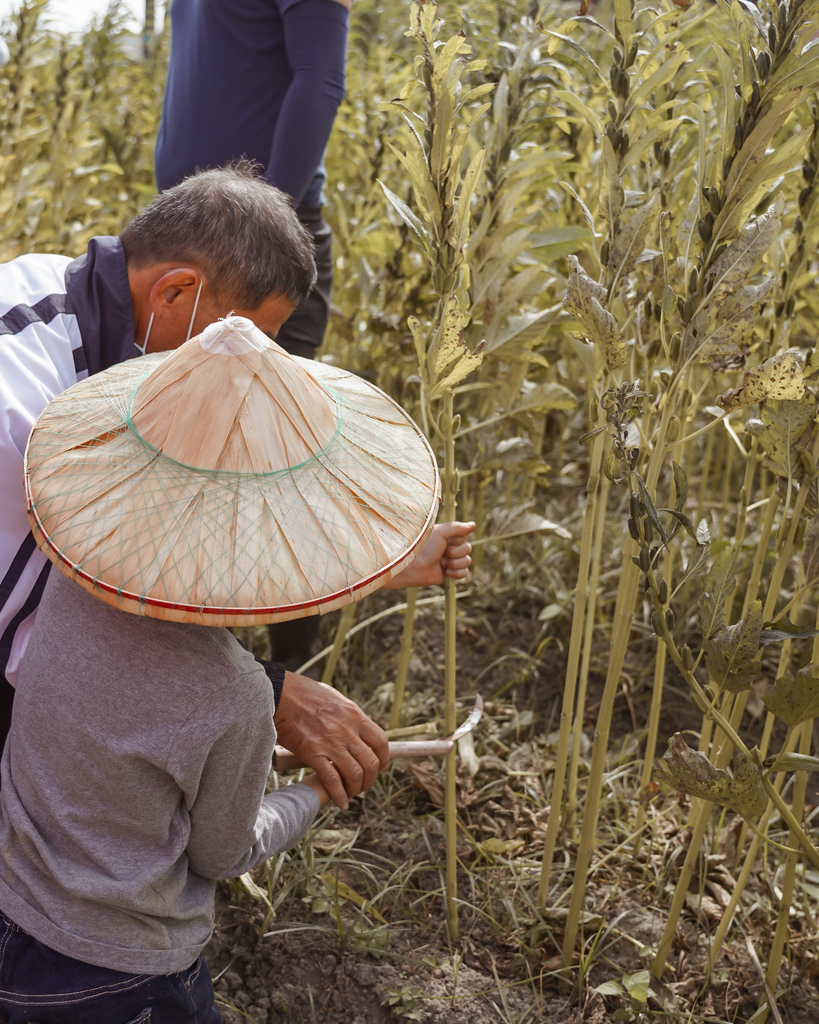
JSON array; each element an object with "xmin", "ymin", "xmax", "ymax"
[
  {"xmin": 386, "ymin": 521, "xmax": 476, "ymax": 590},
  {"xmin": 274, "ymin": 673, "xmax": 389, "ymax": 809}
]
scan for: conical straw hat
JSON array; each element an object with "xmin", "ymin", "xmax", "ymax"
[{"xmin": 25, "ymin": 317, "xmax": 440, "ymax": 625}]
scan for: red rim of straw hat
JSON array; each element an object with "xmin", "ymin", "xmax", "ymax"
[{"xmin": 25, "ymin": 479, "xmax": 438, "ymax": 622}]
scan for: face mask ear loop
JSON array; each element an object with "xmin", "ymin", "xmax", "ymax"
[
  {"xmin": 185, "ymin": 277, "xmax": 204, "ymax": 343},
  {"xmin": 135, "ymin": 311, "xmax": 154, "ymax": 357}
]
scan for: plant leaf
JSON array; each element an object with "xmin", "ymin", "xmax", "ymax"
[
  {"xmin": 634, "ymin": 472, "xmax": 668, "ymax": 547},
  {"xmin": 655, "ymin": 734, "xmax": 767, "ymax": 820},
  {"xmin": 763, "ymin": 664, "xmax": 819, "ymax": 728},
  {"xmin": 379, "ymin": 180, "xmax": 432, "ymax": 255},
  {"xmin": 759, "ymin": 397, "xmax": 816, "ymax": 478},
  {"xmin": 770, "ymin": 752, "xmax": 819, "ymax": 774},
  {"xmin": 428, "ymin": 295, "xmax": 483, "ymax": 396},
  {"xmin": 699, "ymin": 546, "xmax": 737, "ymax": 639},
  {"xmin": 706, "ymin": 194, "xmax": 783, "ymax": 301},
  {"xmin": 609, "ymin": 190, "xmax": 660, "ymax": 282},
  {"xmin": 563, "ymin": 256, "xmax": 625, "ymax": 371},
  {"xmin": 703, "ymin": 600, "xmax": 763, "ymax": 692},
  {"xmin": 684, "ymin": 279, "xmax": 774, "ymax": 362},
  {"xmin": 717, "ymin": 350, "xmax": 805, "ymax": 411}
]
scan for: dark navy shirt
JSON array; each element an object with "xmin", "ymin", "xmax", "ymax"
[{"xmin": 155, "ymin": 0, "xmax": 349, "ymax": 207}]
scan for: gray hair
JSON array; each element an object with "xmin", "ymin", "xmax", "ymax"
[{"xmin": 120, "ymin": 163, "xmax": 317, "ymax": 308}]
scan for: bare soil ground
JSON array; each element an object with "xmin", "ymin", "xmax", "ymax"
[{"xmin": 218, "ymin": 579, "xmax": 819, "ymax": 1023}]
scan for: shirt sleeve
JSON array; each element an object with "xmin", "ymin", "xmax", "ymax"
[
  {"xmin": 265, "ymin": 0, "xmax": 349, "ymax": 203},
  {"xmin": 169, "ymin": 669, "xmax": 320, "ymax": 880}
]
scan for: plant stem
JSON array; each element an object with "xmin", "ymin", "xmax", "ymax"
[
  {"xmin": 389, "ymin": 589, "xmax": 418, "ymax": 731},
  {"xmin": 443, "ymin": 389, "xmax": 459, "ymax": 942},
  {"xmin": 537, "ymin": 427, "xmax": 606, "ymax": 909}
]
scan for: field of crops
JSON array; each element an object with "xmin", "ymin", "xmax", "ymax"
[{"xmin": 3, "ymin": 0, "xmax": 819, "ymax": 1020}]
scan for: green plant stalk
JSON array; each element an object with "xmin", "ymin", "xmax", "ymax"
[
  {"xmin": 743, "ymin": 493, "xmax": 781, "ymax": 613},
  {"xmin": 637, "ymin": 461, "xmax": 677, "ymax": 790},
  {"xmin": 634, "ymin": 622, "xmax": 667, "ymax": 847},
  {"xmin": 536, "ymin": 428, "xmax": 606, "ymax": 909},
  {"xmin": 443, "ymin": 389, "xmax": 459, "ymax": 943},
  {"xmin": 389, "ymin": 588, "xmax": 418, "ymax": 731},
  {"xmin": 759, "ymin": 721, "xmax": 812, "ymax": 1022},
  {"xmin": 560, "ymin": 552, "xmax": 641, "ymax": 967},
  {"xmin": 566, "ymin": 469, "xmax": 611, "ymax": 830},
  {"xmin": 561, "ymin": 376, "xmax": 685, "ymax": 965}
]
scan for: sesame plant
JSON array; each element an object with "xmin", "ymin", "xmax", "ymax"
[
  {"xmin": 0, "ymin": 0, "xmax": 164, "ymax": 261},
  {"xmin": 523, "ymin": 0, "xmax": 819, "ymax": 1007}
]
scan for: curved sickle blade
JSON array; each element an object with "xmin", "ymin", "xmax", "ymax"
[{"xmin": 447, "ymin": 693, "xmax": 484, "ymax": 743}]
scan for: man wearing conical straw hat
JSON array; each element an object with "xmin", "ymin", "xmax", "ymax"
[
  {"xmin": 0, "ymin": 308, "xmax": 473, "ymax": 1018},
  {"xmin": 0, "ymin": 163, "xmax": 472, "ymax": 813}
]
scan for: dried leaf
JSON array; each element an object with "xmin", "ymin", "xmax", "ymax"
[
  {"xmin": 717, "ymin": 350, "xmax": 805, "ymax": 412},
  {"xmin": 656, "ymin": 734, "xmax": 767, "ymax": 819},
  {"xmin": 763, "ymin": 664, "xmax": 819, "ymax": 728},
  {"xmin": 427, "ymin": 295, "xmax": 484, "ymax": 396},
  {"xmin": 320, "ymin": 872, "xmax": 388, "ymax": 924},
  {"xmin": 684, "ymin": 280, "xmax": 773, "ymax": 362},
  {"xmin": 759, "ymin": 397, "xmax": 816, "ymax": 478},
  {"xmin": 703, "ymin": 601, "xmax": 763, "ymax": 692},
  {"xmin": 563, "ymin": 256, "xmax": 625, "ymax": 371},
  {"xmin": 706, "ymin": 194, "xmax": 783, "ymax": 301}
]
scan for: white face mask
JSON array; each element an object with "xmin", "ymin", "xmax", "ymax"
[{"xmin": 134, "ymin": 276, "xmax": 204, "ymax": 357}]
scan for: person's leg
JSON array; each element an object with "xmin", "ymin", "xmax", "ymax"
[
  {"xmin": 268, "ymin": 205, "xmax": 333, "ymax": 670},
  {"xmin": 274, "ymin": 205, "xmax": 332, "ymax": 360},
  {"xmin": 0, "ymin": 911, "xmax": 221, "ymax": 1024}
]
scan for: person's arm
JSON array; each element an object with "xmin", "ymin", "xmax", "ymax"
[
  {"xmin": 180, "ymin": 670, "xmax": 325, "ymax": 880},
  {"xmin": 266, "ymin": 0, "xmax": 350, "ymax": 204}
]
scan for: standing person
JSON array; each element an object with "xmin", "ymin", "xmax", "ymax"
[
  {"xmin": 155, "ymin": 0, "xmax": 348, "ymax": 362},
  {"xmin": 0, "ymin": 314, "xmax": 453, "ymax": 1021},
  {"xmin": 155, "ymin": 0, "xmax": 352, "ymax": 669}
]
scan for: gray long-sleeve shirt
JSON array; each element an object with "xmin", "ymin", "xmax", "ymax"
[{"xmin": 0, "ymin": 570, "xmax": 320, "ymax": 974}]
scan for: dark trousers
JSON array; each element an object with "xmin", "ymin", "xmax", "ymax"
[
  {"xmin": 276, "ymin": 204, "xmax": 333, "ymax": 359},
  {"xmin": 0, "ymin": 674, "xmax": 12, "ymax": 761},
  {"xmin": 0, "ymin": 911, "xmax": 220, "ymax": 1023},
  {"xmin": 267, "ymin": 205, "xmax": 331, "ymax": 670}
]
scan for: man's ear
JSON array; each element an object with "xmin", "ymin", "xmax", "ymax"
[{"xmin": 149, "ymin": 268, "xmax": 203, "ymax": 319}]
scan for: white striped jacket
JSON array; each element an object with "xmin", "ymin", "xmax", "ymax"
[{"xmin": 0, "ymin": 238, "xmax": 134, "ymax": 683}]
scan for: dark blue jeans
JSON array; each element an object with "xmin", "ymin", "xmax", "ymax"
[{"xmin": 0, "ymin": 912, "xmax": 221, "ymax": 1023}]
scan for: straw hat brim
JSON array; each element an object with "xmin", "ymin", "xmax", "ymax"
[{"xmin": 25, "ymin": 353, "xmax": 440, "ymax": 625}]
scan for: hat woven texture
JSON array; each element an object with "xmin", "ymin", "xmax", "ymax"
[{"xmin": 25, "ymin": 317, "xmax": 440, "ymax": 625}]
